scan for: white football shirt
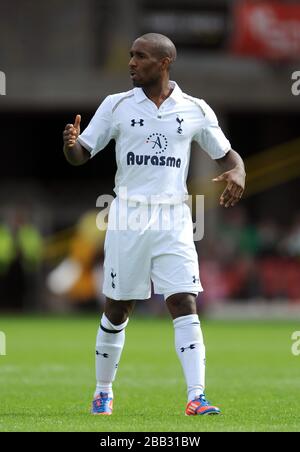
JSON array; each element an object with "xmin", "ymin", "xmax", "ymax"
[{"xmin": 78, "ymin": 81, "xmax": 231, "ymax": 204}]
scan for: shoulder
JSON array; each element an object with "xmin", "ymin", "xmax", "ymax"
[
  {"xmin": 181, "ymin": 93, "xmax": 210, "ymax": 116},
  {"xmin": 106, "ymin": 90, "xmax": 135, "ymax": 113},
  {"xmin": 182, "ymin": 93, "xmax": 218, "ymax": 124},
  {"xmin": 95, "ymin": 90, "xmax": 135, "ymax": 114}
]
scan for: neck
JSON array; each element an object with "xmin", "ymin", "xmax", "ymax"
[{"xmin": 142, "ymin": 78, "xmax": 172, "ymax": 108}]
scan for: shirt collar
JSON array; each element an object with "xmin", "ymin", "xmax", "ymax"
[{"xmin": 133, "ymin": 81, "xmax": 183, "ymax": 104}]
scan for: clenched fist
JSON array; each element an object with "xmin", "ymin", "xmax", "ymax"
[{"xmin": 63, "ymin": 115, "xmax": 81, "ymax": 150}]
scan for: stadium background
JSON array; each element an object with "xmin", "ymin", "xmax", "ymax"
[{"xmin": 0, "ymin": 0, "xmax": 300, "ymax": 432}]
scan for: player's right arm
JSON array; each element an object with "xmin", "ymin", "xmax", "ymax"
[{"xmin": 63, "ymin": 115, "xmax": 91, "ymax": 166}]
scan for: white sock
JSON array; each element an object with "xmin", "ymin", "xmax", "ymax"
[
  {"xmin": 173, "ymin": 314, "xmax": 205, "ymax": 402},
  {"xmin": 94, "ymin": 313, "xmax": 128, "ymax": 398}
]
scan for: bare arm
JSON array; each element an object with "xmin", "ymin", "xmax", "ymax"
[
  {"xmin": 213, "ymin": 149, "xmax": 246, "ymax": 208},
  {"xmin": 62, "ymin": 115, "xmax": 91, "ymax": 166}
]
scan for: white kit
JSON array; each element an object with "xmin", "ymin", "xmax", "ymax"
[{"xmin": 78, "ymin": 81, "xmax": 231, "ymax": 300}]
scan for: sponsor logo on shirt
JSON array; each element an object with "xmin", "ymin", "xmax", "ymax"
[
  {"xmin": 127, "ymin": 153, "xmax": 181, "ymax": 167},
  {"xmin": 146, "ymin": 133, "xmax": 168, "ymax": 155},
  {"xmin": 127, "ymin": 131, "xmax": 181, "ymax": 167}
]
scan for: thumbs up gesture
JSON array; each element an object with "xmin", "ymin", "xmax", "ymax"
[{"xmin": 63, "ymin": 115, "xmax": 81, "ymax": 150}]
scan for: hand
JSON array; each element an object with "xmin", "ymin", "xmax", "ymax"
[
  {"xmin": 63, "ymin": 115, "xmax": 81, "ymax": 150},
  {"xmin": 212, "ymin": 167, "xmax": 246, "ymax": 208}
]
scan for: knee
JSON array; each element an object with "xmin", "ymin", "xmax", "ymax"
[
  {"xmin": 104, "ymin": 298, "xmax": 135, "ymax": 325},
  {"xmin": 105, "ymin": 305, "xmax": 129, "ymax": 325},
  {"xmin": 166, "ymin": 293, "xmax": 197, "ymax": 319}
]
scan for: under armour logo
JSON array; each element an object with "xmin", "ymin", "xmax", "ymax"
[
  {"xmin": 111, "ymin": 270, "xmax": 116, "ymax": 288},
  {"xmin": 193, "ymin": 275, "xmax": 199, "ymax": 284},
  {"xmin": 131, "ymin": 119, "xmax": 144, "ymax": 127},
  {"xmin": 176, "ymin": 116, "xmax": 184, "ymax": 134},
  {"xmin": 180, "ymin": 344, "xmax": 196, "ymax": 353},
  {"xmin": 96, "ymin": 351, "xmax": 109, "ymax": 358}
]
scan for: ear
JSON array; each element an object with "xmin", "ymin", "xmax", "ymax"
[{"xmin": 160, "ymin": 56, "xmax": 171, "ymax": 71}]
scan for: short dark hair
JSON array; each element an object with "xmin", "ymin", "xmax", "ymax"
[{"xmin": 137, "ymin": 33, "xmax": 177, "ymax": 65}]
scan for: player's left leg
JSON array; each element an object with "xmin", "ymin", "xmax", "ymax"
[{"xmin": 166, "ymin": 293, "xmax": 220, "ymax": 416}]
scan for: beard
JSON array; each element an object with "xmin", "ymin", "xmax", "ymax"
[
  {"xmin": 131, "ymin": 79, "xmax": 142, "ymax": 87},
  {"xmin": 131, "ymin": 74, "xmax": 160, "ymax": 88}
]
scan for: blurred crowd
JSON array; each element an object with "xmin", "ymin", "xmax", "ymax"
[
  {"xmin": 1, "ymin": 205, "xmax": 300, "ymax": 313},
  {"xmin": 199, "ymin": 207, "xmax": 300, "ymax": 304},
  {"xmin": 0, "ymin": 209, "xmax": 43, "ymax": 310}
]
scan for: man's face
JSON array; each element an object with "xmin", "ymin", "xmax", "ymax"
[{"xmin": 129, "ymin": 39, "xmax": 164, "ymax": 87}]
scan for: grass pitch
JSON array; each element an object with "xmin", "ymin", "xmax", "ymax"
[{"xmin": 0, "ymin": 314, "xmax": 299, "ymax": 432}]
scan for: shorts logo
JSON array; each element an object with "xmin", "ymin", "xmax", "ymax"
[
  {"xmin": 146, "ymin": 133, "xmax": 168, "ymax": 155},
  {"xmin": 176, "ymin": 116, "xmax": 184, "ymax": 134},
  {"xmin": 131, "ymin": 119, "xmax": 144, "ymax": 127},
  {"xmin": 192, "ymin": 275, "xmax": 200, "ymax": 284},
  {"xmin": 111, "ymin": 269, "xmax": 117, "ymax": 288}
]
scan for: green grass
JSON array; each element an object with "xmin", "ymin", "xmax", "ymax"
[{"xmin": 0, "ymin": 315, "xmax": 300, "ymax": 432}]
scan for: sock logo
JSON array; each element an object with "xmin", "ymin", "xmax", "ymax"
[
  {"xmin": 96, "ymin": 351, "xmax": 109, "ymax": 358},
  {"xmin": 180, "ymin": 344, "xmax": 196, "ymax": 353}
]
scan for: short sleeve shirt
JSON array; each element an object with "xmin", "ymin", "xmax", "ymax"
[{"xmin": 78, "ymin": 81, "xmax": 231, "ymax": 204}]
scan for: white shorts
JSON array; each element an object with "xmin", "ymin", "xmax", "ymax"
[{"xmin": 102, "ymin": 198, "xmax": 203, "ymax": 300}]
